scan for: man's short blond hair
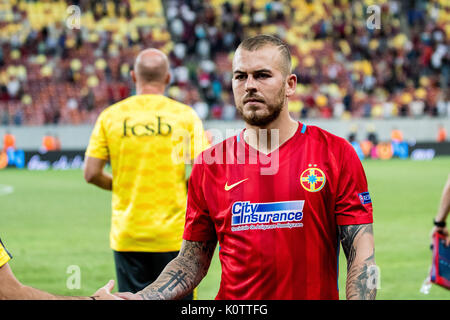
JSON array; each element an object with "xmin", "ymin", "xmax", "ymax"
[{"xmin": 237, "ymin": 34, "xmax": 292, "ymax": 76}]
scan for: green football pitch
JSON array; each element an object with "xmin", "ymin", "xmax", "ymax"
[{"xmin": 1, "ymin": 157, "xmax": 449, "ymax": 299}]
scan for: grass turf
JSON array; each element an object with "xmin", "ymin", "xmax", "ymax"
[{"xmin": 0, "ymin": 157, "xmax": 449, "ymax": 299}]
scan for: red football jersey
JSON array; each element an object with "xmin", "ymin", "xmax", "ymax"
[{"xmin": 183, "ymin": 122, "xmax": 373, "ymax": 300}]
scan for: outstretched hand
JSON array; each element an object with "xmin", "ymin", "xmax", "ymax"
[
  {"xmin": 91, "ymin": 280, "xmax": 123, "ymax": 300},
  {"xmin": 114, "ymin": 292, "xmax": 144, "ymax": 300}
]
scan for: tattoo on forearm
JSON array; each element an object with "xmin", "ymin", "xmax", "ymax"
[
  {"xmin": 138, "ymin": 239, "xmax": 217, "ymax": 300},
  {"xmin": 339, "ymin": 224, "xmax": 377, "ymax": 300},
  {"xmin": 158, "ymin": 270, "xmax": 188, "ymax": 293},
  {"xmin": 346, "ymin": 254, "xmax": 377, "ymax": 300}
]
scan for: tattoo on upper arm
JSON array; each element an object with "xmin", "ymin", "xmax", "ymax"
[{"xmin": 339, "ymin": 224, "xmax": 377, "ymax": 300}]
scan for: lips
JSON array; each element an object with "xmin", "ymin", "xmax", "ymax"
[{"xmin": 244, "ymin": 97, "xmax": 265, "ymax": 104}]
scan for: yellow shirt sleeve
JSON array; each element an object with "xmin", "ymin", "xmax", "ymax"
[
  {"xmin": 85, "ymin": 111, "xmax": 110, "ymax": 160},
  {"xmin": 0, "ymin": 239, "xmax": 11, "ymax": 267}
]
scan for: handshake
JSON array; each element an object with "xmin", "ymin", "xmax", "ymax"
[{"xmin": 92, "ymin": 280, "xmax": 144, "ymax": 300}]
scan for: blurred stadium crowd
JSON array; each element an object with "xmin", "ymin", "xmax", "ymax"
[{"xmin": 0, "ymin": 0, "xmax": 448, "ymax": 125}]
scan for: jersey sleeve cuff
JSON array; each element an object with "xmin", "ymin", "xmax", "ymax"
[{"xmin": 336, "ymin": 214, "xmax": 373, "ymax": 226}]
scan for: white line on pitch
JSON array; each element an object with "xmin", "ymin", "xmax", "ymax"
[{"xmin": 0, "ymin": 184, "xmax": 14, "ymax": 196}]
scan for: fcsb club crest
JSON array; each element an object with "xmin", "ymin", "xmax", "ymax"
[{"xmin": 300, "ymin": 165, "xmax": 326, "ymax": 192}]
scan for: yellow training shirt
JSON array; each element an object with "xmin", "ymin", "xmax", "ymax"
[
  {"xmin": 86, "ymin": 94, "xmax": 210, "ymax": 252},
  {"xmin": 0, "ymin": 238, "xmax": 11, "ymax": 267}
]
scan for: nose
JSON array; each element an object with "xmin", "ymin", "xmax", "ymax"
[{"xmin": 245, "ymin": 75, "xmax": 257, "ymax": 92}]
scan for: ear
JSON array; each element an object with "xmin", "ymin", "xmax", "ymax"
[
  {"xmin": 165, "ymin": 72, "xmax": 171, "ymax": 86},
  {"xmin": 285, "ymin": 73, "xmax": 297, "ymax": 97},
  {"xmin": 130, "ymin": 70, "xmax": 136, "ymax": 83}
]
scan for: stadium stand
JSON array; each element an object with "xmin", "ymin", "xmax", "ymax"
[
  {"xmin": 0, "ymin": 0, "xmax": 448, "ymax": 125},
  {"xmin": 0, "ymin": 0, "xmax": 170, "ymax": 125},
  {"xmin": 164, "ymin": 0, "xmax": 449, "ymax": 120}
]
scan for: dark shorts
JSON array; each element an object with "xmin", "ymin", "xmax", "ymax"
[{"xmin": 113, "ymin": 250, "xmax": 194, "ymax": 300}]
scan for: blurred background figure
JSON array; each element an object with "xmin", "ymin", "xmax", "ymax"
[
  {"xmin": 83, "ymin": 47, "xmax": 209, "ymax": 298},
  {"xmin": 437, "ymin": 124, "xmax": 447, "ymax": 142},
  {"xmin": 391, "ymin": 127, "xmax": 404, "ymax": 143},
  {"xmin": 431, "ymin": 175, "xmax": 450, "ymax": 246},
  {"xmin": 347, "ymin": 124, "xmax": 358, "ymax": 143},
  {"xmin": 366, "ymin": 124, "xmax": 379, "ymax": 146},
  {"xmin": 53, "ymin": 134, "xmax": 61, "ymax": 151},
  {"xmin": 41, "ymin": 132, "xmax": 56, "ymax": 152},
  {"xmin": 2, "ymin": 131, "xmax": 15, "ymax": 152},
  {"xmin": 359, "ymin": 124, "xmax": 378, "ymax": 159}
]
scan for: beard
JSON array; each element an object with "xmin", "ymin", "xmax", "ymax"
[{"xmin": 236, "ymin": 87, "xmax": 285, "ymax": 127}]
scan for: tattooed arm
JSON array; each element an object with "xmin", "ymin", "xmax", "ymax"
[
  {"xmin": 339, "ymin": 223, "xmax": 377, "ymax": 300},
  {"xmin": 111, "ymin": 239, "xmax": 217, "ymax": 300}
]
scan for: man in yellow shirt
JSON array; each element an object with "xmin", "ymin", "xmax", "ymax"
[
  {"xmin": 84, "ymin": 48, "xmax": 209, "ymax": 298},
  {"xmin": 0, "ymin": 237, "xmax": 113, "ymax": 299}
]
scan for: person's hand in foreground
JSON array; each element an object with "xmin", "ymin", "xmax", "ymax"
[
  {"xmin": 91, "ymin": 280, "xmax": 123, "ymax": 300},
  {"xmin": 113, "ymin": 292, "xmax": 143, "ymax": 300}
]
